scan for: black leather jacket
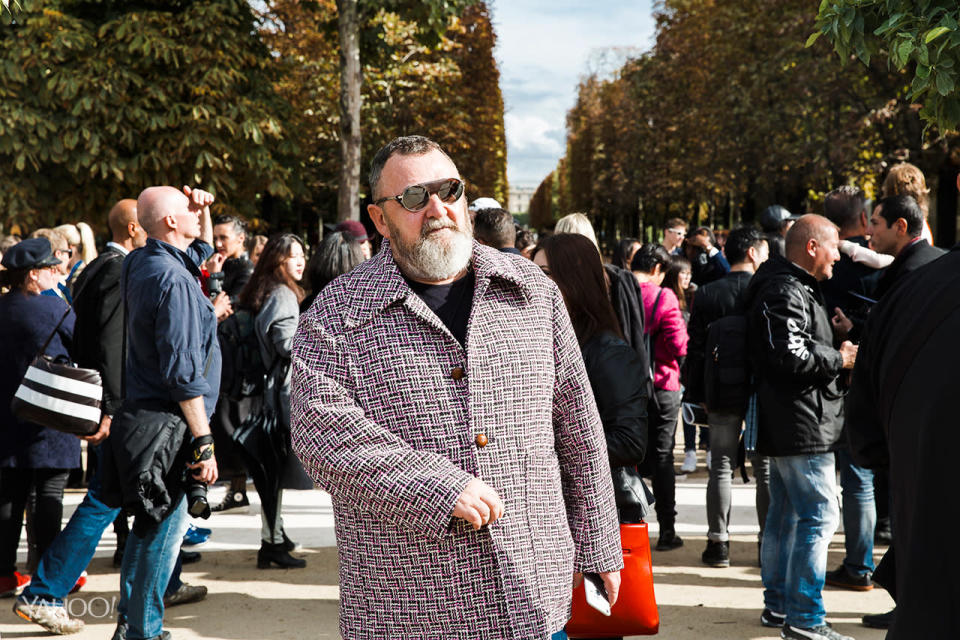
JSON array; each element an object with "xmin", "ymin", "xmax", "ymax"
[
  {"xmin": 745, "ymin": 255, "xmax": 844, "ymax": 456},
  {"xmin": 581, "ymin": 331, "xmax": 651, "ymax": 520}
]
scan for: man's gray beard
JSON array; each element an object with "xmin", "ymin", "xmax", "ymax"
[{"xmin": 389, "ymin": 217, "xmax": 473, "ymax": 282}]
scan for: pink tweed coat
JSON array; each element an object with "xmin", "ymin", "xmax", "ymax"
[{"xmin": 290, "ymin": 241, "xmax": 623, "ymax": 640}]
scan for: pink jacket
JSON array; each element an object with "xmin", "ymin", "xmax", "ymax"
[{"xmin": 640, "ymin": 282, "xmax": 688, "ymax": 391}]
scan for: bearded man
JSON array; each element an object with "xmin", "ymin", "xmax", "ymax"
[{"xmin": 290, "ymin": 136, "xmax": 622, "ymax": 640}]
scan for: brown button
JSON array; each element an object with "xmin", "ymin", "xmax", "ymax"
[
  {"xmin": 475, "ymin": 433, "xmax": 488, "ymax": 448},
  {"xmin": 451, "ymin": 366, "xmax": 466, "ymax": 381}
]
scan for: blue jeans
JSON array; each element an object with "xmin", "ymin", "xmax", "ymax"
[
  {"xmin": 118, "ymin": 496, "xmax": 189, "ymax": 640},
  {"xmin": 551, "ymin": 631, "xmax": 568, "ymax": 639},
  {"xmin": 21, "ymin": 466, "xmax": 121, "ymax": 606},
  {"xmin": 836, "ymin": 448, "xmax": 875, "ymax": 576},
  {"xmin": 761, "ymin": 453, "xmax": 839, "ymax": 629}
]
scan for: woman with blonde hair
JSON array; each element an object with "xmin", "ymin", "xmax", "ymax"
[
  {"xmin": 53, "ymin": 223, "xmax": 98, "ymax": 288},
  {"xmin": 555, "ymin": 213, "xmax": 599, "ymax": 250},
  {"xmin": 881, "ymin": 163, "xmax": 934, "ymax": 244}
]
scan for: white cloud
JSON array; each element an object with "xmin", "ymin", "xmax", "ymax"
[{"xmin": 505, "ymin": 113, "xmax": 564, "ymax": 155}]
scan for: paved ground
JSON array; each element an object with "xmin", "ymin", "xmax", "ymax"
[{"xmin": 0, "ymin": 450, "xmax": 893, "ymax": 639}]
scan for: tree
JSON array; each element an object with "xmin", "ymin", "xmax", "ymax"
[
  {"xmin": 0, "ymin": 0, "xmax": 295, "ymax": 229},
  {"xmin": 811, "ymin": 1, "xmax": 960, "ymax": 133}
]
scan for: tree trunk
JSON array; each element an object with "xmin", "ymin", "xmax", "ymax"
[{"xmin": 336, "ymin": 0, "xmax": 362, "ymax": 222}]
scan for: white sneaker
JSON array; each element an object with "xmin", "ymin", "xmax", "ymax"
[
  {"xmin": 680, "ymin": 449, "xmax": 697, "ymax": 474},
  {"xmin": 705, "ymin": 450, "xmax": 712, "ymax": 470}
]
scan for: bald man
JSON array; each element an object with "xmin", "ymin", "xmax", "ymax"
[
  {"xmin": 743, "ymin": 214, "xmax": 859, "ymax": 640},
  {"xmin": 14, "ymin": 198, "xmax": 207, "ymax": 635},
  {"xmin": 97, "ymin": 186, "xmax": 219, "ymax": 640}
]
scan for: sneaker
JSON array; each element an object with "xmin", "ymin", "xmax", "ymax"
[
  {"xmin": 679, "ymin": 449, "xmax": 697, "ymax": 474},
  {"xmin": 862, "ymin": 608, "xmax": 894, "ymax": 629},
  {"xmin": 760, "ymin": 608, "xmax": 786, "ymax": 628},
  {"xmin": 701, "ymin": 540, "xmax": 730, "ymax": 567},
  {"xmin": 181, "ymin": 549, "xmax": 202, "ymax": 564},
  {"xmin": 183, "ymin": 524, "xmax": 210, "ymax": 546},
  {"xmin": 211, "ymin": 490, "xmax": 249, "ymax": 513},
  {"xmin": 163, "ymin": 582, "xmax": 208, "ymax": 607},
  {"xmin": 825, "ymin": 565, "xmax": 872, "ymax": 591},
  {"xmin": 111, "ymin": 617, "xmax": 128, "ymax": 640},
  {"xmin": 0, "ymin": 571, "xmax": 31, "ymax": 598},
  {"xmin": 781, "ymin": 622, "xmax": 854, "ymax": 640},
  {"xmin": 68, "ymin": 571, "xmax": 87, "ymax": 595},
  {"xmin": 13, "ymin": 597, "xmax": 84, "ymax": 634},
  {"xmin": 655, "ymin": 530, "xmax": 683, "ymax": 551}
]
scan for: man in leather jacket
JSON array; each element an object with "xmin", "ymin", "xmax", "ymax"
[{"xmin": 744, "ymin": 215, "xmax": 858, "ymax": 640}]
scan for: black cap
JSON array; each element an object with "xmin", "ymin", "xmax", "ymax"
[
  {"xmin": 0, "ymin": 238, "xmax": 62, "ymax": 270},
  {"xmin": 759, "ymin": 205, "xmax": 800, "ymax": 232}
]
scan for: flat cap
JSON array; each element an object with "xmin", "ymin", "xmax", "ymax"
[{"xmin": 0, "ymin": 237, "xmax": 62, "ymax": 270}]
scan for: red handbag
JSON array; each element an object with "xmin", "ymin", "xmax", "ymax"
[{"xmin": 566, "ymin": 522, "xmax": 659, "ymax": 637}]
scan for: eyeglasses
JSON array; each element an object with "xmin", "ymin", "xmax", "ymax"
[
  {"xmin": 57, "ymin": 248, "xmax": 74, "ymax": 258},
  {"xmin": 666, "ymin": 228, "xmax": 686, "ymax": 237},
  {"xmin": 374, "ymin": 178, "xmax": 464, "ymax": 212}
]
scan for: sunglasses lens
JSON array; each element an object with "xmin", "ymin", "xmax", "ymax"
[
  {"xmin": 399, "ymin": 185, "xmax": 429, "ymax": 211},
  {"xmin": 438, "ymin": 179, "xmax": 464, "ymax": 203}
]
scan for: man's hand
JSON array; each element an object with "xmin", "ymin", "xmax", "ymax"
[
  {"xmin": 206, "ymin": 252, "xmax": 226, "ymax": 274},
  {"xmin": 840, "ymin": 340, "xmax": 858, "ymax": 369},
  {"xmin": 183, "ymin": 185, "xmax": 214, "ymax": 210},
  {"xmin": 573, "ymin": 570, "xmax": 621, "ymax": 608},
  {"xmin": 82, "ymin": 414, "xmax": 111, "ymax": 446},
  {"xmin": 831, "ymin": 307, "xmax": 853, "ymax": 341},
  {"xmin": 452, "ymin": 477, "xmax": 504, "ymax": 530},
  {"xmin": 188, "ymin": 450, "xmax": 218, "ymax": 484},
  {"xmin": 213, "ymin": 292, "xmax": 233, "ymax": 322}
]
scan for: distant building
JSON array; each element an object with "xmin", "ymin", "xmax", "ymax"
[{"xmin": 508, "ymin": 185, "xmax": 536, "ymax": 215}]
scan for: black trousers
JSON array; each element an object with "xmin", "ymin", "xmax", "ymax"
[
  {"xmin": 647, "ymin": 388, "xmax": 682, "ymax": 530},
  {"xmin": 0, "ymin": 467, "xmax": 70, "ymax": 576}
]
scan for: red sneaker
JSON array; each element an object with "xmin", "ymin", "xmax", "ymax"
[
  {"xmin": 68, "ymin": 571, "xmax": 88, "ymax": 595},
  {"xmin": 0, "ymin": 571, "xmax": 31, "ymax": 598}
]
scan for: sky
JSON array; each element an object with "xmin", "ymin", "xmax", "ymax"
[{"xmin": 490, "ymin": 1, "xmax": 657, "ymax": 189}]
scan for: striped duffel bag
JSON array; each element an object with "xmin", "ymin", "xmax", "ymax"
[{"xmin": 11, "ymin": 355, "xmax": 103, "ymax": 436}]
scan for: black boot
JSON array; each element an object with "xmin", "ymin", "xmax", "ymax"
[
  {"xmin": 656, "ymin": 526, "xmax": 683, "ymax": 551},
  {"xmin": 257, "ymin": 542, "xmax": 306, "ymax": 569},
  {"xmin": 281, "ymin": 529, "xmax": 301, "ymax": 552},
  {"xmin": 701, "ymin": 540, "xmax": 730, "ymax": 567}
]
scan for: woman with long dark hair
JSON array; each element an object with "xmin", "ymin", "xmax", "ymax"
[
  {"xmin": 300, "ymin": 231, "xmax": 366, "ymax": 312},
  {"xmin": 237, "ymin": 233, "xmax": 311, "ymax": 568},
  {"xmin": 533, "ymin": 234, "xmax": 650, "ymax": 639}
]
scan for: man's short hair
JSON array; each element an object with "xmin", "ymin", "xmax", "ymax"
[
  {"xmin": 876, "ymin": 194, "xmax": 924, "ymax": 237},
  {"xmin": 473, "ymin": 208, "xmax": 515, "ymax": 248},
  {"xmin": 785, "ymin": 214, "xmax": 838, "ymax": 254},
  {"xmin": 213, "ymin": 214, "xmax": 247, "ymax": 238},
  {"xmin": 692, "ymin": 226, "xmax": 717, "ymax": 246},
  {"xmin": 724, "ymin": 226, "xmax": 765, "ymax": 265},
  {"xmin": 630, "ymin": 242, "xmax": 672, "ymax": 273},
  {"xmin": 823, "ymin": 186, "xmax": 866, "ymax": 232},
  {"xmin": 665, "ymin": 217, "xmax": 687, "ymax": 230},
  {"xmin": 368, "ymin": 135, "xmax": 453, "ymax": 201}
]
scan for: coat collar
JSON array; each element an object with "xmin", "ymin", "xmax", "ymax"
[{"xmin": 342, "ymin": 239, "xmax": 532, "ymax": 329}]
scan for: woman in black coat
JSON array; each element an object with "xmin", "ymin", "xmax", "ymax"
[
  {"xmin": 533, "ymin": 234, "xmax": 650, "ymax": 520},
  {"xmin": 0, "ymin": 239, "xmax": 80, "ymax": 596}
]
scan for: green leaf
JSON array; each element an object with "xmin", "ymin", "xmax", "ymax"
[
  {"xmin": 805, "ymin": 31, "xmax": 822, "ymax": 48},
  {"xmin": 896, "ymin": 38, "xmax": 914, "ymax": 67},
  {"xmin": 936, "ymin": 71, "xmax": 955, "ymax": 96},
  {"xmin": 924, "ymin": 26, "xmax": 952, "ymax": 44}
]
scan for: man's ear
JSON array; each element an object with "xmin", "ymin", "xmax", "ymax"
[
  {"xmin": 367, "ymin": 204, "xmax": 390, "ymax": 239},
  {"xmin": 895, "ymin": 218, "xmax": 908, "ymax": 236},
  {"xmin": 806, "ymin": 238, "xmax": 819, "ymax": 258},
  {"xmin": 860, "ymin": 210, "xmax": 868, "ymax": 229}
]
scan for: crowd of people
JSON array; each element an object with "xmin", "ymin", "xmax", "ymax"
[{"xmin": 0, "ymin": 139, "xmax": 953, "ymax": 640}]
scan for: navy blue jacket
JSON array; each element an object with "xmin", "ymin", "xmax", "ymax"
[
  {"xmin": 122, "ymin": 239, "xmax": 221, "ymax": 419},
  {"xmin": 0, "ymin": 291, "xmax": 81, "ymax": 468}
]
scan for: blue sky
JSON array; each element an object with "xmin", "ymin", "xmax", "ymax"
[{"xmin": 490, "ymin": 1, "xmax": 657, "ymax": 189}]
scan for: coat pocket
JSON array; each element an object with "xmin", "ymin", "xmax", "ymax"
[{"xmin": 525, "ymin": 451, "xmax": 575, "ymax": 613}]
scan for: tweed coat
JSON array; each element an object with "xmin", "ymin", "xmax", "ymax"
[{"xmin": 290, "ymin": 241, "xmax": 623, "ymax": 640}]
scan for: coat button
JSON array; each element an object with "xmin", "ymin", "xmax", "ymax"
[
  {"xmin": 475, "ymin": 433, "xmax": 488, "ymax": 448},
  {"xmin": 451, "ymin": 366, "xmax": 466, "ymax": 381}
]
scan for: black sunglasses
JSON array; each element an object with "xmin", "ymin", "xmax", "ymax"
[{"xmin": 374, "ymin": 178, "xmax": 464, "ymax": 212}]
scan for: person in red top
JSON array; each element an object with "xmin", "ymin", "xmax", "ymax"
[{"xmin": 631, "ymin": 243, "xmax": 689, "ymax": 551}]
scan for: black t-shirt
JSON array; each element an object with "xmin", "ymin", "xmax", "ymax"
[{"xmin": 404, "ymin": 271, "xmax": 475, "ymax": 347}]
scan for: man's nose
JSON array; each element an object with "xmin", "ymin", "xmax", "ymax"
[{"xmin": 422, "ymin": 193, "xmax": 448, "ymax": 219}]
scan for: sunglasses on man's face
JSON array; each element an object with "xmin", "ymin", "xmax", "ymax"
[{"xmin": 374, "ymin": 178, "xmax": 464, "ymax": 212}]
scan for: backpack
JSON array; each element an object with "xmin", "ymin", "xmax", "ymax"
[
  {"xmin": 703, "ymin": 314, "xmax": 751, "ymax": 415},
  {"xmin": 218, "ymin": 309, "xmax": 266, "ymax": 400}
]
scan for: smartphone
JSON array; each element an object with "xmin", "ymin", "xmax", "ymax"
[{"xmin": 582, "ymin": 573, "xmax": 611, "ymax": 616}]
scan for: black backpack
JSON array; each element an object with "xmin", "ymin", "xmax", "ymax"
[
  {"xmin": 218, "ymin": 309, "xmax": 266, "ymax": 400},
  {"xmin": 703, "ymin": 314, "xmax": 751, "ymax": 414}
]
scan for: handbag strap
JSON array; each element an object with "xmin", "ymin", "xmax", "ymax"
[{"xmin": 36, "ymin": 306, "xmax": 73, "ymax": 360}]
